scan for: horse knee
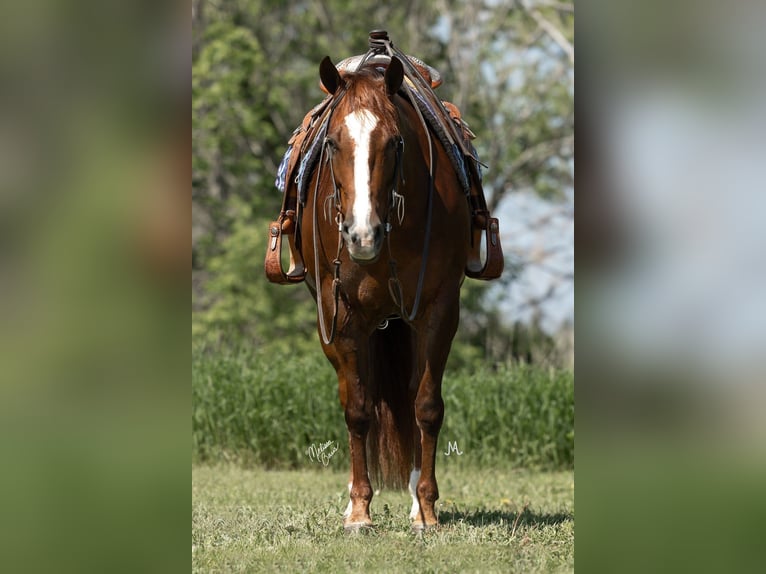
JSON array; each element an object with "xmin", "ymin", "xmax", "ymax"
[
  {"xmin": 344, "ymin": 403, "xmax": 371, "ymax": 436},
  {"xmin": 416, "ymin": 480, "xmax": 439, "ymax": 504},
  {"xmin": 415, "ymin": 397, "xmax": 444, "ymax": 434}
]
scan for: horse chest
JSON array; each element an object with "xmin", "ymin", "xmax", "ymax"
[{"xmin": 347, "ymin": 274, "xmax": 388, "ymax": 309}]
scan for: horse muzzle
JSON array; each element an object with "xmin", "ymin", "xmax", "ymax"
[{"xmin": 342, "ymin": 219, "xmax": 384, "ymax": 264}]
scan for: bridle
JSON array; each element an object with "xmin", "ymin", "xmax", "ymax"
[
  {"xmin": 322, "ymin": 132, "xmax": 405, "ymax": 229},
  {"xmin": 312, "ymin": 73, "xmax": 436, "ymax": 345}
]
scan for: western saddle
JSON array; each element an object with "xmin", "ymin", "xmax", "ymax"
[{"xmin": 265, "ymin": 30, "xmax": 503, "ymax": 285}]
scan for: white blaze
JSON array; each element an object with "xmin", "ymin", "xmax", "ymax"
[{"xmin": 343, "ymin": 109, "xmax": 378, "ymax": 235}]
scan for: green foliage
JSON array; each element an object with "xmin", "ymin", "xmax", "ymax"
[
  {"xmin": 192, "ymin": 22, "xmax": 274, "ymax": 215},
  {"xmin": 191, "ymin": 12, "xmax": 322, "ymax": 349},
  {"xmin": 441, "ymin": 364, "xmax": 574, "ymax": 470},
  {"xmin": 192, "ymin": 346, "xmax": 574, "ymax": 470},
  {"xmin": 191, "ymin": 197, "xmax": 318, "ymax": 349},
  {"xmin": 192, "ymin": 343, "xmax": 341, "ymax": 468},
  {"xmin": 432, "ymin": 1, "xmax": 574, "ymax": 204}
]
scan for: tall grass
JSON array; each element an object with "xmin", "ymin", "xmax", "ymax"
[
  {"xmin": 440, "ymin": 365, "xmax": 574, "ymax": 469},
  {"xmin": 192, "ymin": 345, "xmax": 573, "ymax": 470}
]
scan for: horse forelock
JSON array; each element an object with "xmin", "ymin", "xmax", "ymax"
[{"xmin": 335, "ymin": 69, "xmax": 399, "ymax": 134}]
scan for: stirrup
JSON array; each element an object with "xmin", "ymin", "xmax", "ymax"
[
  {"xmin": 465, "ymin": 217, "xmax": 504, "ymax": 280},
  {"xmin": 264, "ymin": 211, "xmax": 306, "ymax": 284}
]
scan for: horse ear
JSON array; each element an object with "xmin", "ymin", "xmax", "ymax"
[
  {"xmin": 320, "ymin": 56, "xmax": 343, "ymax": 95},
  {"xmin": 385, "ymin": 57, "xmax": 404, "ymax": 96}
]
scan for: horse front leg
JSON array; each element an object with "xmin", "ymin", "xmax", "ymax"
[
  {"xmin": 412, "ymin": 295, "xmax": 460, "ymax": 529},
  {"xmin": 412, "ymin": 369, "xmax": 444, "ymax": 529},
  {"xmin": 323, "ymin": 328, "xmax": 374, "ymax": 530}
]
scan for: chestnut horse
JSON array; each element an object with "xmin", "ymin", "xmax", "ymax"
[{"xmin": 302, "ymin": 56, "xmax": 472, "ymax": 531}]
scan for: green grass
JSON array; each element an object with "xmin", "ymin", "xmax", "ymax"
[
  {"xmin": 192, "ymin": 346, "xmax": 573, "ymax": 470},
  {"xmin": 192, "ymin": 464, "xmax": 574, "ymax": 573}
]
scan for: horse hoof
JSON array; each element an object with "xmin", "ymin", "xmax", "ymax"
[
  {"xmin": 411, "ymin": 521, "xmax": 438, "ymax": 534},
  {"xmin": 344, "ymin": 521, "xmax": 374, "ymax": 535}
]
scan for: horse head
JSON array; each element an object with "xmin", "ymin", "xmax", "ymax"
[{"xmin": 319, "ymin": 56, "xmax": 404, "ymax": 263}]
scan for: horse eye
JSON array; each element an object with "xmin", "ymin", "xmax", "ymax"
[
  {"xmin": 326, "ymin": 137, "xmax": 339, "ymax": 151},
  {"xmin": 387, "ymin": 137, "xmax": 403, "ymax": 153}
]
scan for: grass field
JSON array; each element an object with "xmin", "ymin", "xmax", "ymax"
[{"xmin": 192, "ymin": 464, "xmax": 574, "ymax": 573}]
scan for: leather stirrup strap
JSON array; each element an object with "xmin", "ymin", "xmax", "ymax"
[
  {"xmin": 264, "ymin": 209, "xmax": 306, "ymax": 284},
  {"xmin": 265, "ymin": 150, "xmax": 305, "ymax": 285},
  {"xmin": 463, "ymin": 157, "xmax": 503, "ymax": 280}
]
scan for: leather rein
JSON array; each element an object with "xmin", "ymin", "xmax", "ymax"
[{"xmin": 311, "ymin": 63, "xmax": 437, "ymax": 345}]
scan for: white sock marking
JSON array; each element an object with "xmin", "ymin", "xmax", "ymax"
[
  {"xmin": 343, "ymin": 109, "xmax": 378, "ymax": 240},
  {"xmin": 408, "ymin": 468, "xmax": 421, "ymax": 520},
  {"xmin": 343, "ymin": 481, "xmax": 353, "ymax": 518}
]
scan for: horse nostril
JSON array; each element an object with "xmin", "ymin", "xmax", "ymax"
[
  {"xmin": 350, "ymin": 232, "xmax": 359, "ymax": 244},
  {"xmin": 374, "ymin": 226, "xmax": 383, "ymax": 241},
  {"xmin": 342, "ymin": 223, "xmax": 350, "ymax": 235}
]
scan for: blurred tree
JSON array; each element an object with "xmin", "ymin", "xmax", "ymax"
[
  {"xmin": 432, "ymin": 0, "xmax": 574, "ymax": 208},
  {"xmin": 429, "ymin": 0, "xmax": 573, "ymax": 364},
  {"xmin": 192, "ymin": 6, "xmax": 317, "ymax": 348}
]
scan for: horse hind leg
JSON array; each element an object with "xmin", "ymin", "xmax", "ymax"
[
  {"xmin": 342, "ymin": 464, "xmax": 353, "ymax": 519},
  {"xmin": 408, "ymin": 467, "xmax": 421, "ymax": 519},
  {"xmin": 365, "ymin": 321, "xmax": 424, "ymax": 523},
  {"xmin": 409, "ymin": 395, "xmax": 423, "ymax": 520},
  {"xmin": 343, "ymin": 483, "xmax": 354, "ymax": 520}
]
